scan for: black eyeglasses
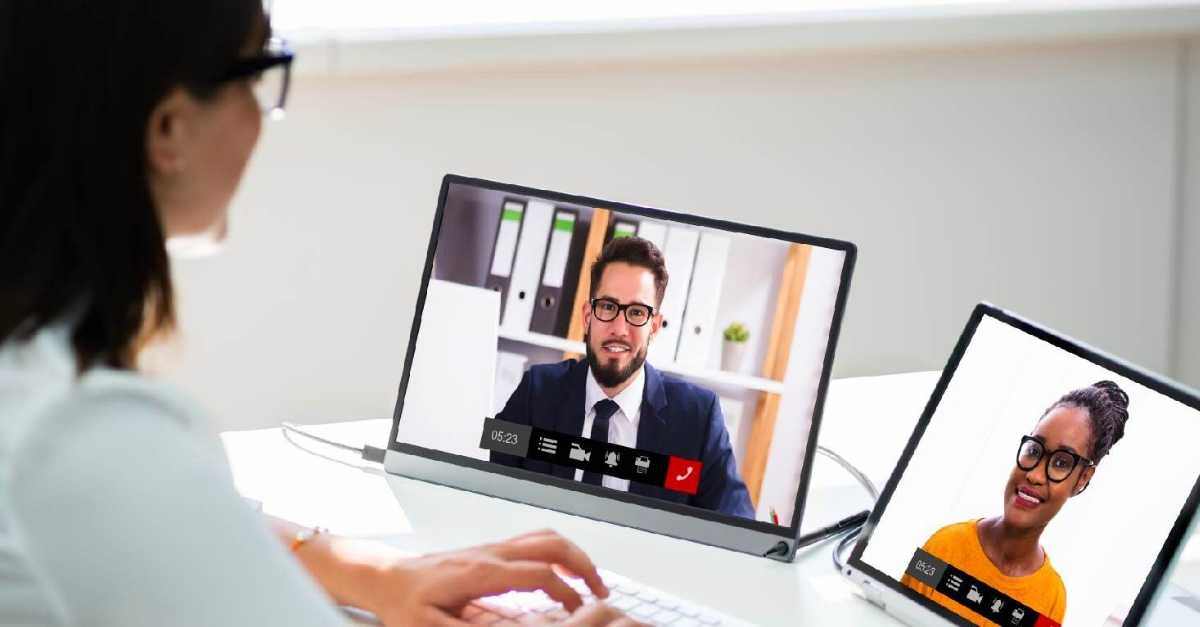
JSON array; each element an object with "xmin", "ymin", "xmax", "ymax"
[
  {"xmin": 219, "ymin": 37, "xmax": 294, "ymax": 119},
  {"xmin": 1015, "ymin": 435, "xmax": 1094, "ymax": 483},
  {"xmin": 590, "ymin": 298, "xmax": 655, "ymax": 327}
]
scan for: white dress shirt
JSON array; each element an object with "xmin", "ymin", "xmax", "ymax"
[
  {"xmin": 574, "ymin": 366, "xmax": 645, "ymax": 491},
  {"xmin": 0, "ymin": 321, "xmax": 344, "ymax": 626}
]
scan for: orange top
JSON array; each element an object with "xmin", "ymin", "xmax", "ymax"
[{"xmin": 901, "ymin": 520, "xmax": 1067, "ymax": 626}]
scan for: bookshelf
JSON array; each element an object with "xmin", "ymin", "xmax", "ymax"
[{"xmin": 498, "ymin": 329, "xmax": 786, "ymax": 395}]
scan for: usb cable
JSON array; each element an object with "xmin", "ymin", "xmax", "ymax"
[{"xmin": 280, "ymin": 422, "xmax": 387, "ymax": 464}]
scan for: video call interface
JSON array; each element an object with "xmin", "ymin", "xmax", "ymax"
[
  {"xmin": 394, "ymin": 181, "xmax": 849, "ymax": 526},
  {"xmin": 857, "ymin": 315, "xmax": 1200, "ymax": 627}
]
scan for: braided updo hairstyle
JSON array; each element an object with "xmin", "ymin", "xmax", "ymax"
[{"xmin": 1043, "ymin": 381, "xmax": 1131, "ymax": 463}]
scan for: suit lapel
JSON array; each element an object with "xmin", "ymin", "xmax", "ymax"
[
  {"xmin": 631, "ymin": 364, "xmax": 687, "ymax": 502},
  {"xmin": 635, "ymin": 363, "xmax": 669, "ymax": 453}
]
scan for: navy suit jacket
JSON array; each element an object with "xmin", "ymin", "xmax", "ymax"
[{"xmin": 490, "ymin": 359, "xmax": 755, "ymax": 519}]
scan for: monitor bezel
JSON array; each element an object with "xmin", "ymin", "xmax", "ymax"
[
  {"xmin": 847, "ymin": 303, "xmax": 1200, "ymax": 625},
  {"xmin": 385, "ymin": 173, "xmax": 858, "ymax": 558}
]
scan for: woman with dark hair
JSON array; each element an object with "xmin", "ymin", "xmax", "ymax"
[
  {"xmin": 901, "ymin": 381, "xmax": 1132, "ymax": 625},
  {"xmin": 0, "ymin": 2, "xmax": 637, "ymax": 625}
]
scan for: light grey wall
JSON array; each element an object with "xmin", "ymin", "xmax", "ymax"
[
  {"xmin": 163, "ymin": 37, "xmax": 1195, "ymax": 431},
  {"xmin": 1180, "ymin": 38, "xmax": 1200, "ymax": 391}
]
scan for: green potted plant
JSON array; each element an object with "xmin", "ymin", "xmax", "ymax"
[{"xmin": 721, "ymin": 322, "xmax": 750, "ymax": 372}]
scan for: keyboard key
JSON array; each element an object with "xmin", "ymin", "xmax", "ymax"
[
  {"xmin": 601, "ymin": 571, "xmax": 627, "ymax": 587},
  {"xmin": 674, "ymin": 619, "xmax": 701, "ymax": 627},
  {"xmin": 613, "ymin": 580, "xmax": 640, "ymax": 593},
  {"xmin": 524, "ymin": 597, "xmax": 558, "ymax": 612},
  {"xmin": 636, "ymin": 590, "xmax": 659, "ymax": 602},
  {"xmin": 656, "ymin": 598, "xmax": 680, "ymax": 610},
  {"xmin": 610, "ymin": 595, "xmax": 642, "ymax": 612},
  {"xmin": 631, "ymin": 604, "xmax": 660, "ymax": 620},
  {"xmin": 699, "ymin": 613, "xmax": 722, "ymax": 625},
  {"xmin": 679, "ymin": 605, "xmax": 701, "ymax": 617},
  {"xmin": 650, "ymin": 607, "xmax": 682, "ymax": 624}
]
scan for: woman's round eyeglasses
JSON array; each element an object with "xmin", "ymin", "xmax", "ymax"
[
  {"xmin": 1015, "ymin": 435, "xmax": 1094, "ymax": 483},
  {"xmin": 590, "ymin": 298, "xmax": 655, "ymax": 327}
]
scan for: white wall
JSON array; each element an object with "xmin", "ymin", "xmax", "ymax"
[
  {"xmin": 163, "ymin": 34, "xmax": 1198, "ymax": 432},
  {"xmin": 1179, "ymin": 38, "xmax": 1200, "ymax": 391}
]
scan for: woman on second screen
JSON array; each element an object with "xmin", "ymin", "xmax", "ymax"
[{"xmin": 902, "ymin": 381, "xmax": 1130, "ymax": 626}]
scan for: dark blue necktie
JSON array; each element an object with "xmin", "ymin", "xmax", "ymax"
[{"xmin": 582, "ymin": 399, "xmax": 620, "ymax": 486}]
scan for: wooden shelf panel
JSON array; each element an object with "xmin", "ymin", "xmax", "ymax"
[{"xmin": 498, "ymin": 330, "xmax": 785, "ymax": 394}]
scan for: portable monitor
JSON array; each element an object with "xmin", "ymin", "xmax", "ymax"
[
  {"xmin": 846, "ymin": 304, "xmax": 1200, "ymax": 626},
  {"xmin": 384, "ymin": 174, "xmax": 856, "ymax": 559}
]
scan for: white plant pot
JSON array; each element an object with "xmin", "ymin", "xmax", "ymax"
[{"xmin": 721, "ymin": 340, "xmax": 747, "ymax": 373}]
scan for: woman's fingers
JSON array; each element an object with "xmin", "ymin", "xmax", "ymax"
[
  {"xmin": 431, "ymin": 558, "xmax": 586, "ymax": 612},
  {"xmin": 487, "ymin": 529, "xmax": 608, "ymax": 599}
]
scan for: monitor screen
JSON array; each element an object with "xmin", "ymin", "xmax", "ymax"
[
  {"xmin": 390, "ymin": 177, "xmax": 854, "ymax": 531},
  {"xmin": 855, "ymin": 310, "xmax": 1200, "ymax": 626}
]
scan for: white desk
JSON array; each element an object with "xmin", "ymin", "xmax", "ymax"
[{"xmin": 220, "ymin": 371, "xmax": 1200, "ymax": 626}]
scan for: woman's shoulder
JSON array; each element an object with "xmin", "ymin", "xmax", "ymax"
[
  {"xmin": 918, "ymin": 519, "xmax": 986, "ymax": 560},
  {"xmin": 0, "ymin": 328, "xmax": 207, "ymax": 465},
  {"xmin": 1039, "ymin": 552, "xmax": 1069, "ymax": 595},
  {"xmin": 925, "ymin": 520, "xmax": 980, "ymax": 545},
  {"xmin": 1034, "ymin": 553, "xmax": 1069, "ymax": 621}
]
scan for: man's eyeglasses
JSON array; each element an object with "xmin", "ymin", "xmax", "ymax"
[
  {"xmin": 219, "ymin": 37, "xmax": 294, "ymax": 119},
  {"xmin": 1015, "ymin": 435, "xmax": 1094, "ymax": 483},
  {"xmin": 590, "ymin": 298, "xmax": 655, "ymax": 327}
]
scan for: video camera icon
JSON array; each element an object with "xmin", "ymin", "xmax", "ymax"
[{"xmin": 568, "ymin": 442, "xmax": 591, "ymax": 463}]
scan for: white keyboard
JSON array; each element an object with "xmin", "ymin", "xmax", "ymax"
[{"xmin": 462, "ymin": 569, "xmax": 739, "ymax": 626}]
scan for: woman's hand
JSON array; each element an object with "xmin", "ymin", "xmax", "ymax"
[{"xmin": 364, "ymin": 529, "xmax": 640, "ymax": 626}]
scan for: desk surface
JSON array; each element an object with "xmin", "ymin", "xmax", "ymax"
[{"xmin": 221, "ymin": 371, "xmax": 1200, "ymax": 626}]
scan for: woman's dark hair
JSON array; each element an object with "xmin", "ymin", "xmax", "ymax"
[
  {"xmin": 1043, "ymin": 380, "xmax": 1131, "ymax": 463},
  {"xmin": 589, "ymin": 236, "xmax": 669, "ymax": 306},
  {"xmin": 0, "ymin": 0, "xmax": 264, "ymax": 370}
]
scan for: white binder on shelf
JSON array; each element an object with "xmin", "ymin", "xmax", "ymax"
[
  {"xmin": 501, "ymin": 199, "xmax": 555, "ymax": 333},
  {"xmin": 636, "ymin": 221, "xmax": 667, "ymax": 250},
  {"xmin": 674, "ymin": 232, "xmax": 730, "ymax": 368},
  {"xmin": 647, "ymin": 225, "xmax": 699, "ymax": 366},
  {"xmin": 611, "ymin": 219, "xmax": 639, "ymax": 239},
  {"xmin": 493, "ymin": 351, "xmax": 530, "ymax": 416},
  {"xmin": 485, "ymin": 200, "xmax": 525, "ymax": 313}
]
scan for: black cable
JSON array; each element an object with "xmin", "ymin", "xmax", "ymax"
[
  {"xmin": 816, "ymin": 445, "xmax": 878, "ymax": 501},
  {"xmin": 280, "ymin": 421, "xmax": 387, "ymax": 463},
  {"xmin": 795, "ymin": 510, "xmax": 869, "ymax": 549}
]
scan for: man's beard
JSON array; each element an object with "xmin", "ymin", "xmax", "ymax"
[{"xmin": 584, "ymin": 328, "xmax": 647, "ymax": 388}]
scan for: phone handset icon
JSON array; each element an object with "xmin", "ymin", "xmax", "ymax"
[{"xmin": 675, "ymin": 466, "xmax": 695, "ymax": 482}]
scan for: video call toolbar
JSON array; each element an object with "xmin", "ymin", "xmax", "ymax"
[
  {"xmin": 905, "ymin": 548, "xmax": 1061, "ymax": 627},
  {"xmin": 480, "ymin": 418, "xmax": 703, "ymax": 495}
]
